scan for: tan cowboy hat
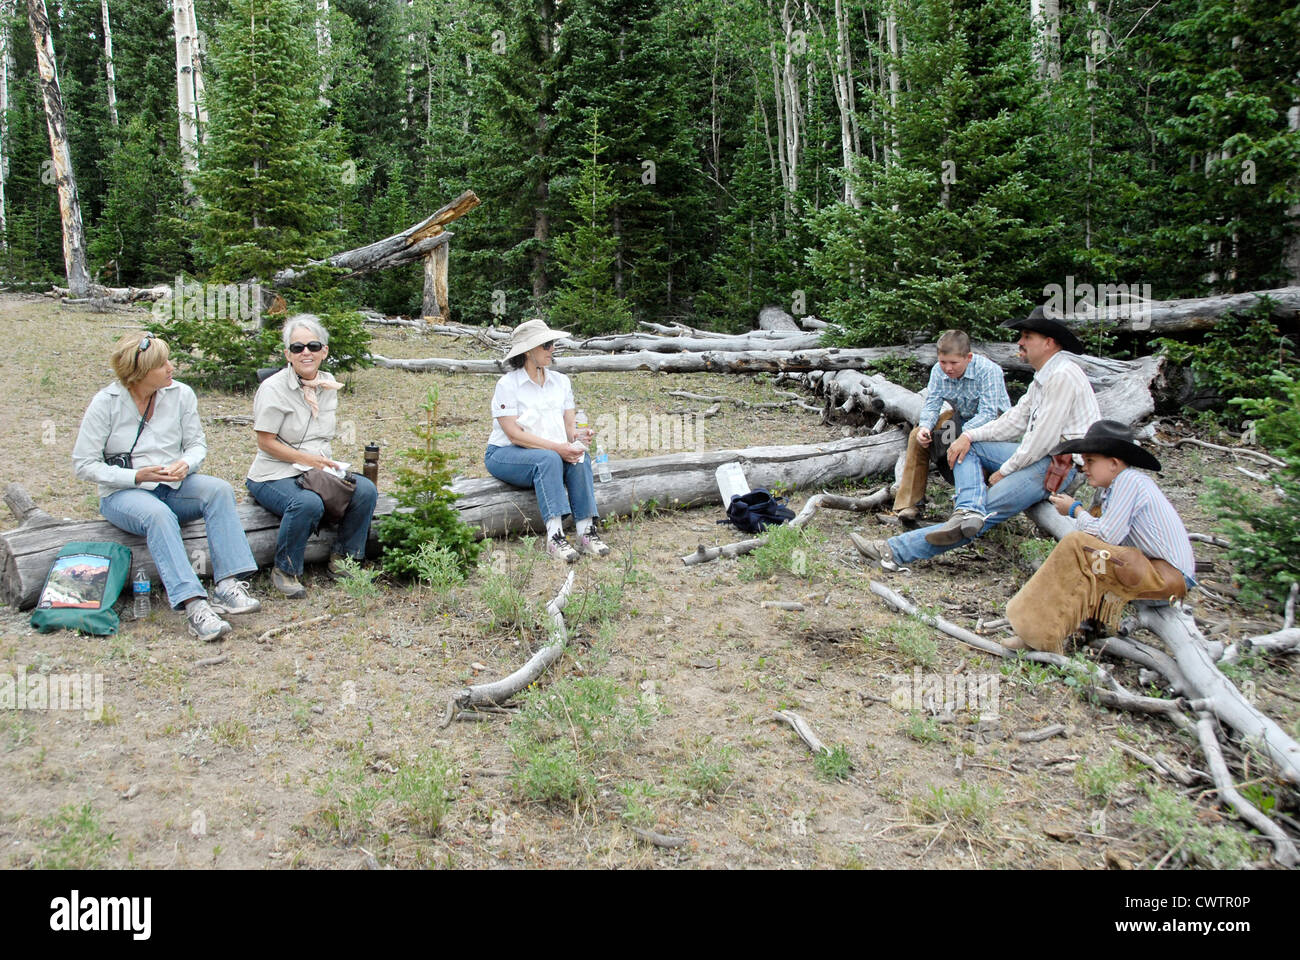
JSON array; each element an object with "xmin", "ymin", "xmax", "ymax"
[{"xmin": 505, "ymin": 318, "xmax": 570, "ymax": 360}]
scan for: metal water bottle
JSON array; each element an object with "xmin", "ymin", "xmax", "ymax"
[{"xmin": 363, "ymin": 443, "xmax": 380, "ymax": 486}]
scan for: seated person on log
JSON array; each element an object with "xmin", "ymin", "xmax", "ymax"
[
  {"xmin": 72, "ymin": 332, "xmax": 261, "ymax": 642},
  {"xmin": 893, "ymin": 329, "xmax": 1011, "ymax": 523},
  {"xmin": 853, "ymin": 308, "xmax": 1100, "ymax": 570},
  {"xmin": 485, "ymin": 318, "xmax": 610, "ymax": 564},
  {"xmin": 245, "ymin": 315, "xmax": 379, "ymax": 599},
  {"xmin": 1003, "ymin": 420, "xmax": 1196, "ymax": 653}
]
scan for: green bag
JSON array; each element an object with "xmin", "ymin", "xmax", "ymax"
[{"xmin": 30, "ymin": 541, "xmax": 133, "ymax": 635}]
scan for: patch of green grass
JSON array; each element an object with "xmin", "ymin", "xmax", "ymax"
[
  {"xmin": 0, "ymin": 712, "xmax": 35, "ymax": 751},
  {"xmin": 34, "ymin": 802, "xmax": 118, "ymax": 869},
  {"xmin": 508, "ymin": 676, "xmax": 652, "ymax": 806},
  {"xmin": 880, "ymin": 620, "xmax": 939, "ymax": 668},
  {"xmin": 681, "ymin": 742, "xmax": 736, "ymax": 798},
  {"xmin": 909, "ymin": 782, "xmax": 1002, "ymax": 829},
  {"xmin": 1075, "ymin": 748, "xmax": 1131, "ymax": 801},
  {"xmin": 903, "ymin": 711, "xmax": 947, "ymax": 744},
  {"xmin": 210, "ymin": 717, "xmax": 251, "ymax": 749},
  {"xmin": 815, "ymin": 744, "xmax": 854, "ymax": 781},
  {"xmin": 332, "ymin": 557, "xmax": 383, "ymax": 607},
  {"xmin": 739, "ymin": 523, "xmax": 826, "ymax": 582},
  {"xmin": 1017, "ymin": 538, "xmax": 1056, "ymax": 570},
  {"xmin": 1133, "ymin": 785, "xmax": 1257, "ymax": 869},
  {"xmin": 480, "ymin": 571, "xmax": 544, "ymax": 636},
  {"xmin": 413, "ymin": 542, "xmax": 467, "ymax": 593},
  {"xmin": 565, "ymin": 576, "xmax": 624, "ymax": 628},
  {"xmin": 618, "ymin": 782, "xmax": 660, "ymax": 827},
  {"xmin": 391, "ymin": 751, "xmax": 456, "ymax": 836}
]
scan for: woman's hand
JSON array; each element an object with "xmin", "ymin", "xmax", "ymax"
[
  {"xmin": 560, "ymin": 441, "xmax": 586, "ymax": 464},
  {"xmin": 302, "ymin": 452, "xmax": 341, "ymax": 471},
  {"xmin": 160, "ymin": 459, "xmax": 190, "ymax": 482},
  {"xmin": 133, "ymin": 465, "xmax": 175, "ymax": 484},
  {"xmin": 574, "ymin": 426, "xmax": 596, "ymax": 446}
]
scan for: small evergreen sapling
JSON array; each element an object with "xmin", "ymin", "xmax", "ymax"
[{"xmin": 377, "ymin": 387, "xmax": 483, "ymax": 579}]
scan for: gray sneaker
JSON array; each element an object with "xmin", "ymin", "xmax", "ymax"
[
  {"xmin": 850, "ymin": 533, "xmax": 904, "ymax": 572},
  {"xmin": 575, "ymin": 531, "xmax": 611, "ymax": 557},
  {"xmin": 547, "ymin": 531, "xmax": 580, "ymax": 564},
  {"xmin": 211, "ymin": 579, "xmax": 261, "ymax": 615},
  {"xmin": 186, "ymin": 599, "xmax": 232, "ymax": 642},
  {"xmin": 272, "ymin": 567, "xmax": 307, "ymax": 598},
  {"xmin": 924, "ymin": 509, "xmax": 989, "ymax": 546}
]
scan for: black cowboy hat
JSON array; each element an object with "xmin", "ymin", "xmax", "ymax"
[
  {"xmin": 1003, "ymin": 305, "xmax": 1085, "ymax": 356},
  {"xmin": 1050, "ymin": 419, "xmax": 1162, "ymax": 471}
]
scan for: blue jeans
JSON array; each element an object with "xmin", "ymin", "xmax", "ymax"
[
  {"xmin": 245, "ymin": 474, "xmax": 379, "ymax": 576},
  {"xmin": 100, "ymin": 474, "xmax": 258, "ymax": 610},
  {"xmin": 888, "ymin": 441, "xmax": 1077, "ymax": 565},
  {"xmin": 484, "ymin": 444, "xmax": 599, "ymax": 524}
]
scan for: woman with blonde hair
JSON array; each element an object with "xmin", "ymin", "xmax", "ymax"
[{"xmin": 72, "ymin": 332, "xmax": 261, "ymax": 641}]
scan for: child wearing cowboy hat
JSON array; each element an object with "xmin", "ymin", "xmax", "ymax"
[{"xmin": 1002, "ymin": 420, "xmax": 1196, "ymax": 653}]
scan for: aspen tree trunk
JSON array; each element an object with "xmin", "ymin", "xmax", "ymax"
[
  {"xmin": 1084, "ymin": 0, "xmax": 1103, "ymax": 251},
  {"xmin": 26, "ymin": 0, "xmax": 90, "ymax": 296},
  {"xmin": 101, "ymin": 0, "xmax": 118, "ymax": 127},
  {"xmin": 886, "ymin": 2, "xmax": 899, "ymax": 164},
  {"xmin": 1030, "ymin": 0, "xmax": 1060, "ymax": 82},
  {"xmin": 1285, "ymin": 99, "xmax": 1300, "ymax": 283},
  {"xmin": 172, "ymin": 0, "xmax": 205, "ymax": 193},
  {"xmin": 0, "ymin": 0, "xmax": 11, "ymax": 247},
  {"xmin": 316, "ymin": 0, "xmax": 331, "ymax": 106}
]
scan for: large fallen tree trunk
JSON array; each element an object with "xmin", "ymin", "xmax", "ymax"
[
  {"xmin": 1054, "ymin": 286, "xmax": 1300, "ymax": 334},
  {"xmin": 2, "ymin": 433, "xmax": 904, "ymax": 610}
]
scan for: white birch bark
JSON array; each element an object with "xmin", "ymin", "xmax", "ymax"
[
  {"xmin": 101, "ymin": 0, "xmax": 118, "ymax": 127},
  {"xmin": 316, "ymin": 0, "xmax": 332, "ymax": 106},
  {"xmin": 173, "ymin": 0, "xmax": 205, "ymax": 192},
  {"xmin": 0, "ymin": 0, "xmax": 11, "ymax": 247},
  {"xmin": 26, "ymin": 0, "xmax": 90, "ymax": 296},
  {"xmin": 1030, "ymin": 0, "xmax": 1060, "ymax": 82}
]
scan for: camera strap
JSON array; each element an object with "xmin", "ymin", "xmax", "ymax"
[{"xmin": 104, "ymin": 391, "xmax": 154, "ymax": 462}]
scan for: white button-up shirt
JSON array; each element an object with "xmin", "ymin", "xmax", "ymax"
[
  {"xmin": 487, "ymin": 367, "xmax": 575, "ymax": 448},
  {"xmin": 963, "ymin": 351, "xmax": 1101, "ymax": 476},
  {"xmin": 72, "ymin": 381, "xmax": 207, "ymax": 499}
]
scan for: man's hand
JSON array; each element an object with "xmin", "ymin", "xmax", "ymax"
[
  {"xmin": 916, "ymin": 426, "xmax": 932, "ymax": 448},
  {"xmin": 946, "ymin": 433, "xmax": 972, "ymax": 468},
  {"xmin": 988, "ymin": 470, "xmax": 1005, "ymax": 487}
]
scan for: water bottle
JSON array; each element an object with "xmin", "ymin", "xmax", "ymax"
[
  {"xmin": 363, "ymin": 442, "xmax": 380, "ymax": 486},
  {"xmin": 132, "ymin": 568, "xmax": 151, "ymax": 619},
  {"xmin": 595, "ymin": 444, "xmax": 612, "ymax": 483}
]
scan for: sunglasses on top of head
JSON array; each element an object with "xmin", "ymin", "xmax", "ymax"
[{"xmin": 288, "ymin": 341, "xmax": 325, "ymax": 354}]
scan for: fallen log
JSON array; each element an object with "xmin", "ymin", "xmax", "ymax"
[
  {"xmin": 3, "ymin": 435, "xmax": 905, "ymax": 609},
  {"xmin": 1054, "ymin": 286, "xmax": 1300, "ymax": 334},
  {"xmin": 576, "ymin": 330, "xmax": 823, "ymax": 353},
  {"xmin": 758, "ymin": 305, "xmax": 801, "ymax": 331}
]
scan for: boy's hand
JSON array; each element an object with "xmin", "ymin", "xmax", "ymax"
[
  {"xmin": 916, "ymin": 426, "xmax": 932, "ymax": 447},
  {"xmin": 1049, "ymin": 493, "xmax": 1073, "ymax": 516}
]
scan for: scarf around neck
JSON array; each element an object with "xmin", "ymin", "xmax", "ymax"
[{"xmin": 293, "ymin": 365, "xmax": 342, "ymax": 417}]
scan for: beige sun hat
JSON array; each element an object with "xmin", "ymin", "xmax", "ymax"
[{"xmin": 504, "ymin": 318, "xmax": 570, "ymax": 360}]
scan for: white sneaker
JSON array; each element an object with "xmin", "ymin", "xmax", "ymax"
[
  {"xmin": 547, "ymin": 531, "xmax": 580, "ymax": 564},
  {"xmin": 576, "ymin": 530, "xmax": 611, "ymax": 557},
  {"xmin": 211, "ymin": 579, "xmax": 261, "ymax": 615},
  {"xmin": 186, "ymin": 599, "xmax": 233, "ymax": 642}
]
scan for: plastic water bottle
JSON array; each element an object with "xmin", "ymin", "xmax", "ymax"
[
  {"xmin": 595, "ymin": 444, "xmax": 612, "ymax": 483},
  {"xmin": 132, "ymin": 568, "xmax": 151, "ymax": 619}
]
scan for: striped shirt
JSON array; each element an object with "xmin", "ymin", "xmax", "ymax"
[
  {"xmin": 917, "ymin": 353, "xmax": 1011, "ymax": 432},
  {"xmin": 963, "ymin": 350, "xmax": 1101, "ymax": 476},
  {"xmin": 1073, "ymin": 468, "xmax": 1196, "ymax": 580}
]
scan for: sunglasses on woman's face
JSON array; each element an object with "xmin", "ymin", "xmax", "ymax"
[
  {"xmin": 540, "ymin": 341, "xmax": 556, "ymax": 351},
  {"xmin": 288, "ymin": 341, "xmax": 325, "ymax": 354}
]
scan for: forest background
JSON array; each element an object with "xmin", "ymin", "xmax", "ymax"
[{"xmin": 2, "ymin": 0, "xmax": 1297, "ymax": 345}]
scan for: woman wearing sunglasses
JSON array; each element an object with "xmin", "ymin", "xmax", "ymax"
[
  {"xmin": 485, "ymin": 318, "xmax": 610, "ymax": 562},
  {"xmin": 245, "ymin": 315, "xmax": 378, "ymax": 597},
  {"xmin": 72, "ymin": 332, "xmax": 261, "ymax": 641}
]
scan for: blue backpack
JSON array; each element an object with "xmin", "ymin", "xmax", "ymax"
[{"xmin": 724, "ymin": 489, "xmax": 796, "ymax": 533}]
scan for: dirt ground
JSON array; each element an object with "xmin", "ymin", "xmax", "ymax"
[{"xmin": 0, "ymin": 292, "xmax": 1295, "ymax": 870}]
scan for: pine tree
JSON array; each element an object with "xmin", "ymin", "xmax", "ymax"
[
  {"xmin": 194, "ymin": 0, "xmax": 341, "ymax": 281},
  {"xmin": 549, "ymin": 111, "xmax": 632, "ymax": 335},
  {"xmin": 807, "ymin": 0, "xmax": 1052, "ymax": 345}
]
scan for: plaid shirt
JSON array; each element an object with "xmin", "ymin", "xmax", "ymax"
[{"xmin": 918, "ymin": 353, "xmax": 1011, "ymax": 432}]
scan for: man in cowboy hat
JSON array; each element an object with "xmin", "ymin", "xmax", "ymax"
[
  {"xmin": 853, "ymin": 306, "xmax": 1101, "ymax": 570},
  {"xmin": 1002, "ymin": 420, "xmax": 1196, "ymax": 653}
]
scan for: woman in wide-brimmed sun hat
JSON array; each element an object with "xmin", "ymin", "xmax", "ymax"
[{"xmin": 484, "ymin": 318, "xmax": 610, "ymax": 563}]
